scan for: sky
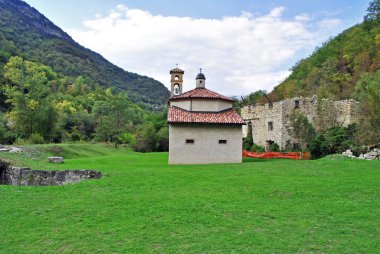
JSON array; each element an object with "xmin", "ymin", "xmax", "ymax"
[{"xmin": 24, "ymin": 0, "xmax": 370, "ymax": 96}]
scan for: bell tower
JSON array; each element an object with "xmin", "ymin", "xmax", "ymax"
[
  {"xmin": 196, "ymin": 68, "xmax": 206, "ymax": 88},
  {"xmin": 170, "ymin": 65, "xmax": 184, "ymax": 98}
]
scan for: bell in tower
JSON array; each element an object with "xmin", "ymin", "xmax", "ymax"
[{"xmin": 170, "ymin": 65, "xmax": 184, "ymax": 98}]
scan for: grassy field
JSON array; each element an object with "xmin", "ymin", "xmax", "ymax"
[{"xmin": 0, "ymin": 144, "xmax": 379, "ymax": 253}]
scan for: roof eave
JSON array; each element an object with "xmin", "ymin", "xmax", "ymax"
[{"xmin": 169, "ymin": 97, "xmax": 234, "ymax": 102}]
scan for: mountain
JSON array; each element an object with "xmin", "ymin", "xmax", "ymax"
[
  {"xmin": 0, "ymin": 0, "xmax": 170, "ymax": 105},
  {"xmin": 269, "ymin": 17, "xmax": 380, "ymax": 102}
]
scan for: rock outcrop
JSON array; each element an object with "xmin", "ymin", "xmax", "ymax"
[
  {"xmin": 342, "ymin": 148, "xmax": 380, "ymax": 160},
  {"xmin": 48, "ymin": 157, "xmax": 64, "ymax": 163}
]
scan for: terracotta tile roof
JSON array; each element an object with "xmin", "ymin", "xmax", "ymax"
[
  {"xmin": 170, "ymin": 88, "xmax": 234, "ymax": 102},
  {"xmin": 168, "ymin": 106, "xmax": 245, "ymax": 125}
]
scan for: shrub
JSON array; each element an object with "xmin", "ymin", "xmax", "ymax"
[
  {"xmin": 283, "ymin": 140, "xmax": 301, "ymax": 152},
  {"xmin": 350, "ymin": 145, "xmax": 368, "ymax": 157},
  {"xmin": 14, "ymin": 138, "xmax": 26, "ymax": 145},
  {"xmin": 310, "ymin": 124, "xmax": 359, "ymax": 159},
  {"xmin": 269, "ymin": 142, "xmax": 280, "ymax": 152},
  {"xmin": 118, "ymin": 132, "xmax": 136, "ymax": 149},
  {"xmin": 28, "ymin": 133, "xmax": 44, "ymax": 144},
  {"xmin": 242, "ymin": 123, "xmax": 254, "ymax": 151},
  {"xmin": 251, "ymin": 143, "xmax": 265, "ymax": 152}
]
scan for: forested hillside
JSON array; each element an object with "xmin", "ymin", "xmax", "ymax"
[
  {"xmin": 0, "ymin": 0, "xmax": 169, "ymax": 105},
  {"xmin": 271, "ymin": 20, "xmax": 380, "ymax": 101}
]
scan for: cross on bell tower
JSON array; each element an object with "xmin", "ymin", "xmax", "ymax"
[{"xmin": 170, "ymin": 65, "xmax": 184, "ymax": 98}]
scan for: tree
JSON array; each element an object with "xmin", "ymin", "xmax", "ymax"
[
  {"xmin": 134, "ymin": 122, "xmax": 158, "ymax": 152},
  {"xmin": 0, "ymin": 112, "xmax": 14, "ymax": 144},
  {"xmin": 93, "ymin": 93, "xmax": 144, "ymax": 147},
  {"xmin": 241, "ymin": 90, "xmax": 267, "ymax": 106},
  {"xmin": 118, "ymin": 132, "xmax": 136, "ymax": 150},
  {"xmin": 364, "ymin": 0, "xmax": 380, "ymax": 22},
  {"xmin": 2, "ymin": 57, "xmax": 57, "ymax": 140},
  {"xmin": 354, "ymin": 71, "xmax": 380, "ymax": 144},
  {"xmin": 242, "ymin": 123, "xmax": 254, "ymax": 150},
  {"xmin": 287, "ymin": 111, "xmax": 316, "ymax": 155},
  {"xmin": 157, "ymin": 127, "xmax": 169, "ymax": 151}
]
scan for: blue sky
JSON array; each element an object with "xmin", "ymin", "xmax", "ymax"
[{"xmin": 23, "ymin": 0, "xmax": 372, "ymax": 96}]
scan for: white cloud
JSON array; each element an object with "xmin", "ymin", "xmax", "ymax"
[{"xmin": 67, "ymin": 5, "xmax": 342, "ymax": 96}]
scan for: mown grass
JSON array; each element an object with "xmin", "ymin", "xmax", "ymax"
[{"xmin": 0, "ymin": 144, "xmax": 379, "ymax": 253}]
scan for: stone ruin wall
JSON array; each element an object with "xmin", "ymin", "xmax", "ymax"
[
  {"xmin": 241, "ymin": 96, "xmax": 361, "ymax": 149},
  {"xmin": 0, "ymin": 160, "xmax": 101, "ymax": 186},
  {"xmin": 334, "ymin": 99, "xmax": 361, "ymax": 126},
  {"xmin": 242, "ymin": 102, "xmax": 284, "ymax": 148}
]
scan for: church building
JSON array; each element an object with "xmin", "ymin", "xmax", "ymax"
[{"xmin": 167, "ymin": 67, "xmax": 245, "ymax": 164}]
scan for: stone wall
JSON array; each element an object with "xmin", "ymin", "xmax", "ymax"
[
  {"xmin": 0, "ymin": 160, "xmax": 101, "ymax": 186},
  {"xmin": 241, "ymin": 95, "xmax": 361, "ymax": 149}
]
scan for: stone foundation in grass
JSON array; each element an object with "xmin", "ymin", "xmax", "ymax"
[{"xmin": 0, "ymin": 160, "xmax": 101, "ymax": 186}]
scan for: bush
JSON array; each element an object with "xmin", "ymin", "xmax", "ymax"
[
  {"xmin": 251, "ymin": 143, "xmax": 265, "ymax": 152},
  {"xmin": 310, "ymin": 124, "xmax": 359, "ymax": 159},
  {"xmin": 283, "ymin": 140, "xmax": 301, "ymax": 152},
  {"xmin": 269, "ymin": 142, "xmax": 280, "ymax": 152},
  {"xmin": 28, "ymin": 133, "xmax": 45, "ymax": 144},
  {"xmin": 118, "ymin": 132, "xmax": 136, "ymax": 149},
  {"xmin": 14, "ymin": 138, "xmax": 26, "ymax": 145},
  {"xmin": 350, "ymin": 145, "xmax": 368, "ymax": 157}
]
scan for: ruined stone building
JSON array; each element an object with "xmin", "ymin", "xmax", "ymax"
[
  {"xmin": 241, "ymin": 95, "xmax": 361, "ymax": 149},
  {"xmin": 167, "ymin": 68, "xmax": 245, "ymax": 164}
]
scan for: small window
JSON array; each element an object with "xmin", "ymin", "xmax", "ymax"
[
  {"xmin": 200, "ymin": 80, "xmax": 203, "ymax": 84},
  {"xmin": 219, "ymin": 140, "xmax": 227, "ymax": 144},
  {"xmin": 295, "ymin": 100, "xmax": 300, "ymax": 108},
  {"xmin": 186, "ymin": 139, "xmax": 194, "ymax": 144},
  {"xmin": 174, "ymin": 75, "xmax": 180, "ymax": 80},
  {"xmin": 268, "ymin": 121, "xmax": 273, "ymax": 131}
]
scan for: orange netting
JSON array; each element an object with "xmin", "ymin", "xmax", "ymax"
[{"xmin": 243, "ymin": 150, "xmax": 309, "ymax": 160}]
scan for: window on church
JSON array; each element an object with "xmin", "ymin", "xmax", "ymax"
[
  {"xmin": 295, "ymin": 100, "xmax": 300, "ymax": 108},
  {"xmin": 174, "ymin": 75, "xmax": 179, "ymax": 80},
  {"xmin": 268, "ymin": 121, "xmax": 273, "ymax": 131},
  {"xmin": 186, "ymin": 139, "xmax": 194, "ymax": 144},
  {"xmin": 219, "ymin": 140, "xmax": 227, "ymax": 144}
]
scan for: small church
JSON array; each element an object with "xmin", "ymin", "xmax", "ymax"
[{"xmin": 167, "ymin": 67, "xmax": 245, "ymax": 164}]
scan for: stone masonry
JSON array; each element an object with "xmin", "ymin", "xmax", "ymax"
[
  {"xmin": 241, "ymin": 95, "xmax": 361, "ymax": 149},
  {"xmin": 0, "ymin": 160, "xmax": 101, "ymax": 186}
]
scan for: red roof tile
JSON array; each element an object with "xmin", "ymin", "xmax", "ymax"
[
  {"xmin": 170, "ymin": 88, "xmax": 234, "ymax": 102},
  {"xmin": 168, "ymin": 106, "xmax": 245, "ymax": 125}
]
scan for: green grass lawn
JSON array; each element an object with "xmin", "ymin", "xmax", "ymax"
[{"xmin": 0, "ymin": 144, "xmax": 379, "ymax": 253}]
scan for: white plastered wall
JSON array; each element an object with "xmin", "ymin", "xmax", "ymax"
[
  {"xmin": 169, "ymin": 124, "xmax": 242, "ymax": 164},
  {"xmin": 170, "ymin": 99, "xmax": 232, "ymax": 112}
]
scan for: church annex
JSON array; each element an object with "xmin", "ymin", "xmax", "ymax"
[{"xmin": 167, "ymin": 68, "xmax": 245, "ymax": 164}]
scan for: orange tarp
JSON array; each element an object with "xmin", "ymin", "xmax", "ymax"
[{"xmin": 243, "ymin": 150, "xmax": 309, "ymax": 160}]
